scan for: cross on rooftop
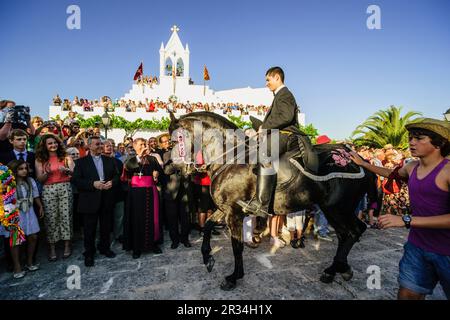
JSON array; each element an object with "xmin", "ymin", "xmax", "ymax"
[{"xmin": 171, "ymin": 25, "xmax": 179, "ymax": 32}]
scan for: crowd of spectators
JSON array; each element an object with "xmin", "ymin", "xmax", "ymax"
[
  {"xmin": 353, "ymin": 144, "xmax": 412, "ymax": 228},
  {"xmin": 135, "ymin": 75, "xmax": 159, "ymax": 87},
  {"xmin": 1, "ymin": 98, "xmax": 413, "ymax": 279},
  {"xmin": 52, "ymin": 95, "xmax": 270, "ymax": 116},
  {"xmin": 0, "ymin": 100, "xmax": 228, "ymax": 277}
]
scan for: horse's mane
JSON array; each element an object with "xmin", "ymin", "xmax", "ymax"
[{"xmin": 178, "ymin": 111, "xmax": 238, "ymax": 130}]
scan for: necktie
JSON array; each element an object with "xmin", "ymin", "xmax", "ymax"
[{"xmin": 18, "ymin": 153, "xmax": 25, "ymax": 161}]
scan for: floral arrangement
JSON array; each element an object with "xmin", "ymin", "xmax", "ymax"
[
  {"xmin": 0, "ymin": 164, "xmax": 25, "ymax": 247},
  {"xmin": 331, "ymin": 149, "xmax": 352, "ymax": 167}
]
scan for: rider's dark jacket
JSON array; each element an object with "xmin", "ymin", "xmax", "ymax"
[{"xmin": 261, "ymin": 86, "xmax": 301, "ymax": 134}]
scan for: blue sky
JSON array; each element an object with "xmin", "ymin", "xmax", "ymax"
[{"xmin": 1, "ymin": 0, "xmax": 449, "ymax": 139}]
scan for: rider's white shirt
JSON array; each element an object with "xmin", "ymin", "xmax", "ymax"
[{"xmin": 274, "ymin": 85, "xmax": 286, "ymax": 96}]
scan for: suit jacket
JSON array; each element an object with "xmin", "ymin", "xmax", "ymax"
[
  {"xmin": 72, "ymin": 155, "xmax": 120, "ymax": 214},
  {"xmin": 162, "ymin": 150, "xmax": 184, "ymax": 200},
  {"xmin": 112, "ymin": 157, "xmax": 127, "ymax": 202},
  {"xmin": 261, "ymin": 86, "xmax": 300, "ymax": 134},
  {"xmin": 0, "ymin": 150, "xmax": 36, "ymax": 178}
]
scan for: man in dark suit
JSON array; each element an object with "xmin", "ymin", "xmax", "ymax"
[
  {"xmin": 162, "ymin": 149, "xmax": 192, "ymax": 249},
  {"xmin": 0, "ymin": 129, "xmax": 36, "ymax": 177},
  {"xmin": 239, "ymin": 66, "xmax": 318, "ymax": 218},
  {"xmin": 102, "ymin": 139, "xmax": 126, "ymax": 243},
  {"xmin": 72, "ymin": 136, "xmax": 120, "ymax": 267}
]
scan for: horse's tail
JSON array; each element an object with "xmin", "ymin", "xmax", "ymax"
[{"xmin": 364, "ymin": 169, "xmax": 378, "ymax": 208}]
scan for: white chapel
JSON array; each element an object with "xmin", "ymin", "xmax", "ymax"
[
  {"xmin": 49, "ymin": 25, "xmax": 305, "ymax": 127},
  {"xmin": 121, "ymin": 25, "xmax": 275, "ymax": 106}
]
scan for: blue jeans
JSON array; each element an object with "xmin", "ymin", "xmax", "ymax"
[
  {"xmin": 354, "ymin": 194, "xmax": 367, "ymax": 215},
  {"xmin": 313, "ymin": 207, "xmax": 329, "ymax": 237},
  {"xmin": 398, "ymin": 241, "xmax": 450, "ymax": 299}
]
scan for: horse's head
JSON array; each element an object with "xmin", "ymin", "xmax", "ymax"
[
  {"xmin": 168, "ymin": 112, "xmax": 190, "ymax": 175},
  {"xmin": 168, "ymin": 111, "xmax": 239, "ymax": 176},
  {"xmin": 168, "ymin": 111, "xmax": 206, "ymax": 176}
]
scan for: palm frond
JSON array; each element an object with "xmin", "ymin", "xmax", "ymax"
[{"xmin": 351, "ymin": 106, "xmax": 423, "ymax": 149}]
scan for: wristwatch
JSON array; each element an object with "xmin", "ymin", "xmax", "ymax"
[{"xmin": 402, "ymin": 214, "xmax": 412, "ymax": 229}]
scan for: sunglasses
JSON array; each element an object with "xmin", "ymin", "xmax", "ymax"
[{"xmin": 70, "ymin": 153, "xmax": 80, "ymax": 156}]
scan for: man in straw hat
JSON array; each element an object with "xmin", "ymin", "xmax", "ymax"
[{"xmin": 350, "ymin": 118, "xmax": 450, "ymax": 300}]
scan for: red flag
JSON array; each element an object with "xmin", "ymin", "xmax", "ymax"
[
  {"xmin": 133, "ymin": 62, "xmax": 143, "ymax": 80},
  {"xmin": 203, "ymin": 66, "xmax": 210, "ymax": 81}
]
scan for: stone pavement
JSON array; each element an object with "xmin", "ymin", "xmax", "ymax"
[{"xmin": 0, "ymin": 227, "xmax": 446, "ymax": 300}]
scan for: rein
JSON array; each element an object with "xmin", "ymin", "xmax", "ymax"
[
  {"xmin": 177, "ymin": 125, "xmax": 259, "ymax": 177},
  {"xmin": 208, "ymin": 138, "xmax": 259, "ymax": 184}
]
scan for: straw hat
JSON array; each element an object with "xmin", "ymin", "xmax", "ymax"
[{"xmin": 405, "ymin": 118, "xmax": 450, "ymax": 141}]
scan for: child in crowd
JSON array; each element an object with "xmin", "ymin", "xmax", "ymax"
[
  {"xmin": 269, "ymin": 215, "xmax": 286, "ymax": 248},
  {"xmin": 8, "ymin": 160, "xmax": 44, "ymax": 276}
]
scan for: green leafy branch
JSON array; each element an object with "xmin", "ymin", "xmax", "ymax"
[
  {"xmin": 227, "ymin": 115, "xmax": 252, "ymax": 129},
  {"xmin": 73, "ymin": 115, "xmax": 170, "ymax": 138}
]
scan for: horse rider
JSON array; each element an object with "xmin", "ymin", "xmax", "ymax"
[{"xmin": 239, "ymin": 66, "xmax": 319, "ymax": 218}]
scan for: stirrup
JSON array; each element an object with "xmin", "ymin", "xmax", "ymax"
[
  {"xmin": 237, "ymin": 199, "xmax": 272, "ymax": 218},
  {"xmin": 252, "ymin": 208, "xmax": 272, "ymax": 218},
  {"xmin": 237, "ymin": 195, "xmax": 256, "ymax": 213}
]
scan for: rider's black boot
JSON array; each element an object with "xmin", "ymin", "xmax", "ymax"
[{"xmin": 238, "ymin": 168, "xmax": 277, "ymax": 218}]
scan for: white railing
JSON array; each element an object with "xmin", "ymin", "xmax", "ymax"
[
  {"xmin": 48, "ymin": 106, "xmax": 305, "ymax": 125},
  {"xmin": 48, "ymin": 106, "xmax": 267, "ymax": 122}
]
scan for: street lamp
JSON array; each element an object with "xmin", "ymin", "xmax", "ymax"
[
  {"xmin": 444, "ymin": 108, "xmax": 450, "ymax": 121},
  {"xmin": 101, "ymin": 111, "xmax": 111, "ymax": 139}
]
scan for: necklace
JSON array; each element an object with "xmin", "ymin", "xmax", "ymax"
[{"xmin": 138, "ymin": 155, "xmax": 147, "ymax": 179}]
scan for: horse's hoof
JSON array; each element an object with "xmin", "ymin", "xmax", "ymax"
[
  {"xmin": 340, "ymin": 268, "xmax": 353, "ymax": 281},
  {"xmin": 206, "ymin": 256, "xmax": 215, "ymax": 272},
  {"xmin": 220, "ymin": 279, "xmax": 236, "ymax": 291},
  {"xmin": 320, "ymin": 272, "xmax": 335, "ymax": 284},
  {"xmin": 235, "ymin": 272, "xmax": 244, "ymax": 280}
]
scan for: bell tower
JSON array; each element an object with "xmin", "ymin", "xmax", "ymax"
[{"xmin": 159, "ymin": 25, "xmax": 190, "ymax": 86}]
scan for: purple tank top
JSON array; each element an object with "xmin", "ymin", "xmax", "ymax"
[{"xmin": 408, "ymin": 158, "xmax": 450, "ymax": 256}]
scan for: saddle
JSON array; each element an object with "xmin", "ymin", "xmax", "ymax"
[
  {"xmin": 296, "ymin": 143, "xmax": 361, "ymax": 175},
  {"xmin": 245, "ymin": 118, "xmax": 363, "ymax": 184},
  {"xmin": 276, "ymin": 142, "xmax": 363, "ymax": 189}
]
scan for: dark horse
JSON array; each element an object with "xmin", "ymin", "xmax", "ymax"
[{"xmin": 168, "ymin": 111, "xmax": 377, "ymax": 290}]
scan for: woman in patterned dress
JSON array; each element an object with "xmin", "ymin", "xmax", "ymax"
[{"xmin": 35, "ymin": 134, "xmax": 74, "ymax": 261}]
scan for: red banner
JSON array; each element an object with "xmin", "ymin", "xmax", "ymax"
[{"xmin": 133, "ymin": 62, "xmax": 143, "ymax": 80}]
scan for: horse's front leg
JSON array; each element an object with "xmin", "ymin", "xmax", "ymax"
[
  {"xmin": 201, "ymin": 210, "xmax": 225, "ymax": 272},
  {"xmin": 320, "ymin": 217, "xmax": 366, "ymax": 283},
  {"xmin": 220, "ymin": 231, "xmax": 244, "ymax": 291}
]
